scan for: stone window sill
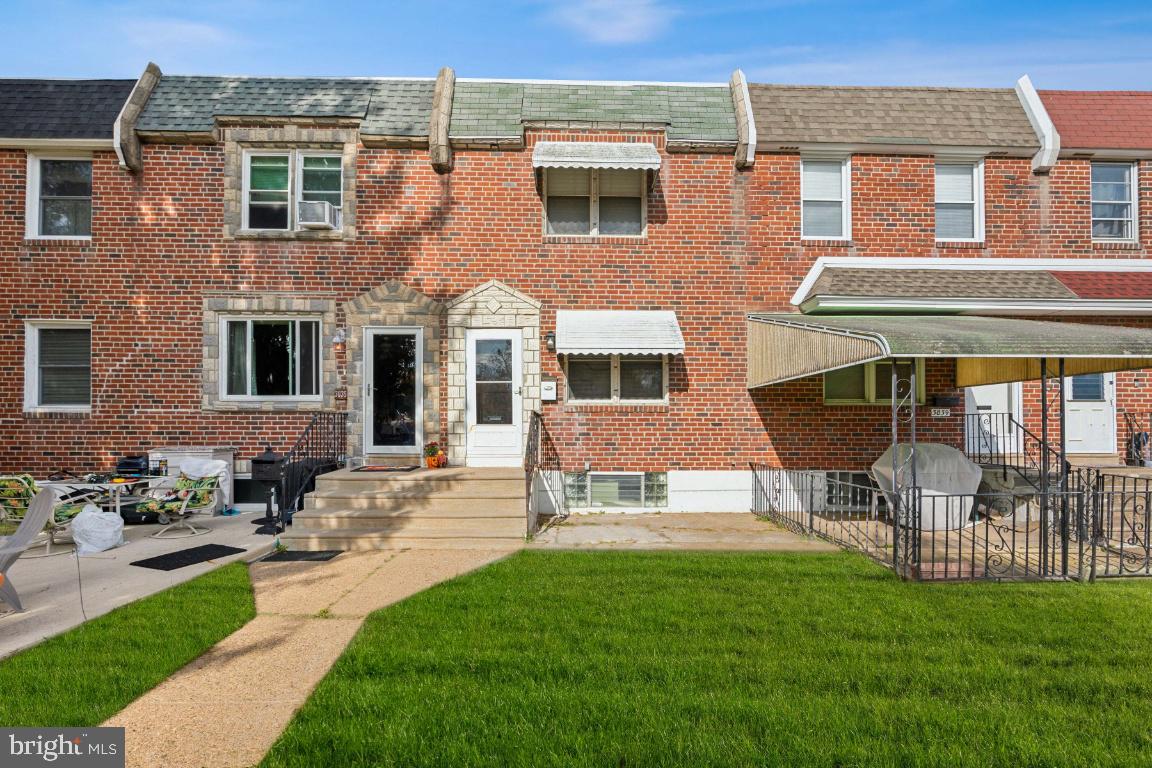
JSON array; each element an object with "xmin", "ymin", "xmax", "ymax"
[
  {"xmin": 1092, "ymin": 240, "xmax": 1143, "ymax": 251},
  {"xmin": 23, "ymin": 408, "xmax": 91, "ymax": 419},
  {"xmin": 801, "ymin": 239, "xmax": 853, "ymax": 248},
  {"xmin": 937, "ymin": 240, "xmax": 985, "ymax": 249},
  {"xmin": 563, "ymin": 403, "xmax": 670, "ymax": 413},
  {"xmin": 544, "ymin": 235, "xmax": 647, "ymax": 245},
  {"xmin": 233, "ymin": 230, "xmax": 348, "ymax": 242},
  {"xmin": 205, "ymin": 400, "xmax": 327, "ymax": 412}
]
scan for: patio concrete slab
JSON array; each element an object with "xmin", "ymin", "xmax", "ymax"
[
  {"xmin": 530, "ymin": 512, "xmax": 840, "ymax": 551},
  {"xmin": 0, "ymin": 511, "xmax": 275, "ymax": 659},
  {"xmin": 106, "ymin": 547, "xmax": 515, "ymax": 768}
]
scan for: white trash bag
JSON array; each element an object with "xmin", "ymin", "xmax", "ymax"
[{"xmin": 71, "ymin": 503, "xmax": 126, "ymax": 555}]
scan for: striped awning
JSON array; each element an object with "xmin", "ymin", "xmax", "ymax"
[
  {"xmin": 556, "ymin": 310, "xmax": 684, "ymax": 356},
  {"xmin": 746, "ymin": 314, "xmax": 1152, "ymax": 388},
  {"xmin": 532, "ymin": 141, "xmax": 662, "ymax": 171}
]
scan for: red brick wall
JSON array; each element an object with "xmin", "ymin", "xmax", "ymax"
[{"xmin": 1, "ymin": 140, "xmax": 1148, "ymax": 476}]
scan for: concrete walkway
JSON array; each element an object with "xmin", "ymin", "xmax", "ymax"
[
  {"xmin": 531, "ymin": 512, "xmax": 839, "ymax": 551},
  {"xmin": 104, "ymin": 547, "xmax": 517, "ymax": 768}
]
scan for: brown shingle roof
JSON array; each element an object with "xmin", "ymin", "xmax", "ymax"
[
  {"xmin": 809, "ymin": 268, "xmax": 1076, "ymax": 300},
  {"xmin": 1039, "ymin": 90, "xmax": 1152, "ymax": 151},
  {"xmin": 749, "ymin": 85, "xmax": 1039, "ymax": 150}
]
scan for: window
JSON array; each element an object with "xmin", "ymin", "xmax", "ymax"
[
  {"xmin": 26, "ymin": 156, "xmax": 92, "ymax": 238},
  {"xmin": 801, "ymin": 158, "xmax": 850, "ymax": 239},
  {"xmin": 242, "ymin": 151, "xmax": 343, "ymax": 231},
  {"xmin": 221, "ymin": 317, "xmax": 320, "ymax": 399},
  {"xmin": 24, "ymin": 322, "xmax": 91, "ymax": 411},
  {"xmin": 565, "ymin": 471, "xmax": 668, "ymax": 508},
  {"xmin": 823, "ymin": 359, "xmax": 926, "ymax": 405},
  {"xmin": 1070, "ymin": 374, "xmax": 1105, "ymax": 402},
  {"xmin": 825, "ymin": 471, "xmax": 878, "ymax": 513},
  {"xmin": 565, "ymin": 355, "xmax": 667, "ymax": 403},
  {"xmin": 1091, "ymin": 162, "xmax": 1138, "ymax": 241},
  {"xmin": 544, "ymin": 168, "xmax": 645, "ymax": 237},
  {"xmin": 936, "ymin": 161, "xmax": 983, "ymax": 241}
]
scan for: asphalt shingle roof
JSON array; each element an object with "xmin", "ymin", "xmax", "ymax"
[
  {"xmin": 450, "ymin": 81, "xmax": 736, "ymax": 143},
  {"xmin": 809, "ymin": 268, "xmax": 1077, "ymax": 300},
  {"xmin": 1039, "ymin": 90, "xmax": 1152, "ymax": 151},
  {"xmin": 0, "ymin": 79, "xmax": 135, "ymax": 139},
  {"xmin": 136, "ymin": 76, "xmax": 435, "ymax": 136},
  {"xmin": 749, "ymin": 85, "xmax": 1039, "ymax": 148}
]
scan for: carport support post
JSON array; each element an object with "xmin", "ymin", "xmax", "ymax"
[
  {"xmin": 1059, "ymin": 358, "xmax": 1069, "ymax": 577},
  {"xmin": 1040, "ymin": 358, "xmax": 1050, "ymax": 571}
]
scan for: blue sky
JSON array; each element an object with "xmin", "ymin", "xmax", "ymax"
[{"xmin": 2, "ymin": 0, "xmax": 1150, "ymax": 88}]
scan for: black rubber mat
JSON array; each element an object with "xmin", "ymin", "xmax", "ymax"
[
  {"xmin": 261, "ymin": 550, "xmax": 342, "ymax": 562},
  {"xmin": 130, "ymin": 544, "xmax": 246, "ymax": 571}
]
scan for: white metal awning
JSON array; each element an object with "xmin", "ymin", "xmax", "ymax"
[
  {"xmin": 556, "ymin": 311, "xmax": 685, "ymax": 356},
  {"xmin": 532, "ymin": 141, "xmax": 662, "ymax": 171}
]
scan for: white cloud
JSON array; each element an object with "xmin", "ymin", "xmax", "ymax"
[
  {"xmin": 548, "ymin": 0, "xmax": 675, "ymax": 44},
  {"xmin": 120, "ymin": 18, "xmax": 237, "ymax": 50}
]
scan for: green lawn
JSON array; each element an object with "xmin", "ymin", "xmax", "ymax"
[
  {"xmin": 0, "ymin": 562, "xmax": 255, "ymax": 727},
  {"xmin": 264, "ymin": 550, "xmax": 1152, "ymax": 768}
]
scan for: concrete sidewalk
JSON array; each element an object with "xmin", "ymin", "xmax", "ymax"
[
  {"xmin": 531, "ymin": 512, "xmax": 839, "ymax": 551},
  {"xmin": 0, "ymin": 511, "xmax": 274, "ymax": 659},
  {"xmin": 105, "ymin": 547, "xmax": 517, "ymax": 768}
]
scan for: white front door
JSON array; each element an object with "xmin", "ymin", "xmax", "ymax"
[
  {"xmin": 465, "ymin": 328, "xmax": 523, "ymax": 467},
  {"xmin": 364, "ymin": 327, "xmax": 423, "ymax": 454},
  {"xmin": 965, "ymin": 382, "xmax": 1022, "ymax": 456},
  {"xmin": 1064, "ymin": 373, "xmax": 1116, "ymax": 454}
]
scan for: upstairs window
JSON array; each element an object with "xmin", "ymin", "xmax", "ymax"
[
  {"xmin": 566, "ymin": 355, "xmax": 667, "ymax": 403},
  {"xmin": 222, "ymin": 317, "xmax": 321, "ymax": 399},
  {"xmin": 544, "ymin": 168, "xmax": 645, "ymax": 237},
  {"xmin": 1091, "ymin": 162, "xmax": 1138, "ymax": 241},
  {"xmin": 801, "ymin": 158, "xmax": 850, "ymax": 239},
  {"xmin": 242, "ymin": 151, "xmax": 343, "ymax": 232},
  {"xmin": 27, "ymin": 157, "xmax": 92, "ymax": 239},
  {"xmin": 24, "ymin": 322, "xmax": 91, "ymax": 411},
  {"xmin": 936, "ymin": 161, "xmax": 983, "ymax": 241}
]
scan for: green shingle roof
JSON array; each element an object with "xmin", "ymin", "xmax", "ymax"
[
  {"xmin": 136, "ymin": 76, "xmax": 435, "ymax": 136},
  {"xmin": 450, "ymin": 81, "xmax": 736, "ymax": 143}
]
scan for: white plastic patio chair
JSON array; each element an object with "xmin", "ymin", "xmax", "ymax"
[{"xmin": 0, "ymin": 489, "xmax": 58, "ymax": 612}]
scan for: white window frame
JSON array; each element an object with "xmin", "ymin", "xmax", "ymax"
[
  {"xmin": 218, "ymin": 315, "xmax": 323, "ymax": 402},
  {"xmin": 800, "ymin": 156, "xmax": 851, "ymax": 241},
  {"xmin": 563, "ymin": 354, "xmax": 668, "ymax": 404},
  {"xmin": 24, "ymin": 320, "xmax": 92, "ymax": 413},
  {"xmin": 1091, "ymin": 161, "xmax": 1139, "ymax": 244},
  {"xmin": 823, "ymin": 359, "xmax": 927, "ymax": 406},
  {"xmin": 241, "ymin": 149, "xmax": 343, "ymax": 232},
  {"xmin": 25, "ymin": 153, "xmax": 94, "ymax": 241},
  {"xmin": 935, "ymin": 160, "xmax": 985, "ymax": 243},
  {"xmin": 542, "ymin": 168, "xmax": 648, "ymax": 238}
]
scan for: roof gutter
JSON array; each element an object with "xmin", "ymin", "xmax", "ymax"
[
  {"xmin": 1014, "ymin": 74, "xmax": 1060, "ymax": 174},
  {"xmin": 114, "ymin": 62, "xmax": 163, "ymax": 173}
]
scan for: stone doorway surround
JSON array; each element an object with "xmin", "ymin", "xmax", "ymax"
[
  {"xmin": 446, "ymin": 281, "xmax": 542, "ymax": 467},
  {"xmin": 343, "ymin": 282, "xmax": 444, "ymax": 463}
]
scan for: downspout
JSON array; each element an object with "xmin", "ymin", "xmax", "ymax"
[
  {"xmin": 728, "ymin": 69, "xmax": 756, "ymax": 170},
  {"xmin": 1014, "ymin": 75, "xmax": 1060, "ymax": 174}
]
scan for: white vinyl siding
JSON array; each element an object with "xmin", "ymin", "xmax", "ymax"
[
  {"xmin": 935, "ymin": 161, "xmax": 984, "ymax": 242},
  {"xmin": 801, "ymin": 158, "xmax": 850, "ymax": 239},
  {"xmin": 24, "ymin": 321, "xmax": 92, "ymax": 412},
  {"xmin": 824, "ymin": 359, "xmax": 926, "ymax": 405},
  {"xmin": 544, "ymin": 168, "xmax": 645, "ymax": 237},
  {"xmin": 565, "ymin": 355, "xmax": 667, "ymax": 403},
  {"xmin": 1091, "ymin": 162, "xmax": 1138, "ymax": 242}
]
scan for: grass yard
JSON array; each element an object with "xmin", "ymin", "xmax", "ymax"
[
  {"xmin": 0, "ymin": 562, "xmax": 255, "ymax": 727},
  {"xmin": 264, "ymin": 550, "xmax": 1152, "ymax": 768}
]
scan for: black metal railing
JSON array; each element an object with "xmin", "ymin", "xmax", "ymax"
[
  {"xmin": 525, "ymin": 410, "xmax": 566, "ymax": 538},
  {"xmin": 1122, "ymin": 411, "xmax": 1152, "ymax": 466},
  {"xmin": 279, "ymin": 411, "xmax": 347, "ymax": 523},
  {"xmin": 964, "ymin": 412, "xmax": 1068, "ymax": 491},
  {"xmin": 752, "ymin": 463, "xmax": 1151, "ymax": 582}
]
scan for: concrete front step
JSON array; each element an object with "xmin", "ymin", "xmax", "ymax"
[
  {"xmin": 292, "ymin": 512, "xmax": 524, "ymax": 534},
  {"xmin": 315, "ymin": 477, "xmax": 525, "ymax": 496},
  {"xmin": 282, "ymin": 528, "xmax": 525, "ymax": 551},
  {"xmin": 304, "ymin": 492, "xmax": 524, "ymax": 512}
]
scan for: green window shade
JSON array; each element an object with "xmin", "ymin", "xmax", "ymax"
[
  {"xmin": 247, "ymin": 154, "xmax": 290, "ymax": 230},
  {"xmin": 301, "ymin": 156, "xmax": 342, "ymax": 207},
  {"xmin": 824, "ymin": 365, "xmax": 866, "ymax": 401},
  {"xmin": 38, "ymin": 328, "xmax": 91, "ymax": 406},
  {"xmin": 249, "ymin": 155, "xmax": 289, "ymax": 191}
]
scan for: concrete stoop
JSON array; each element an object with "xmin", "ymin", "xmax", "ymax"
[{"xmin": 282, "ymin": 466, "xmax": 527, "ymax": 551}]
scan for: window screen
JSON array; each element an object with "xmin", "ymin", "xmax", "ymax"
[
  {"xmin": 37, "ymin": 327, "xmax": 91, "ymax": 406},
  {"xmin": 936, "ymin": 163, "xmax": 978, "ymax": 240},
  {"xmin": 546, "ymin": 169, "xmax": 592, "ymax": 235},
  {"xmin": 802, "ymin": 160, "xmax": 845, "ymax": 238},
  {"xmin": 567, "ymin": 357, "xmax": 611, "ymax": 400}
]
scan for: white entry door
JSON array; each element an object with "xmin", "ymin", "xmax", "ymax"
[
  {"xmin": 465, "ymin": 328, "xmax": 523, "ymax": 467},
  {"xmin": 965, "ymin": 382, "xmax": 1022, "ymax": 455},
  {"xmin": 1064, "ymin": 373, "xmax": 1116, "ymax": 454}
]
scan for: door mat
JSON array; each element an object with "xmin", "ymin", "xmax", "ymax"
[
  {"xmin": 351, "ymin": 465, "xmax": 420, "ymax": 472},
  {"xmin": 261, "ymin": 550, "xmax": 342, "ymax": 562},
  {"xmin": 131, "ymin": 544, "xmax": 247, "ymax": 571}
]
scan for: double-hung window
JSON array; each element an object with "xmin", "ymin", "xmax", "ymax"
[
  {"xmin": 824, "ymin": 359, "xmax": 925, "ymax": 405},
  {"xmin": 26, "ymin": 156, "xmax": 92, "ymax": 239},
  {"xmin": 242, "ymin": 150, "xmax": 343, "ymax": 231},
  {"xmin": 24, "ymin": 322, "xmax": 91, "ymax": 411},
  {"xmin": 935, "ymin": 161, "xmax": 983, "ymax": 241},
  {"xmin": 222, "ymin": 317, "xmax": 321, "ymax": 400},
  {"xmin": 801, "ymin": 158, "xmax": 850, "ymax": 239},
  {"xmin": 566, "ymin": 355, "xmax": 666, "ymax": 403},
  {"xmin": 544, "ymin": 168, "xmax": 645, "ymax": 237},
  {"xmin": 1091, "ymin": 162, "xmax": 1138, "ymax": 242}
]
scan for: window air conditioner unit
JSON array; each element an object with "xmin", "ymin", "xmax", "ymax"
[{"xmin": 297, "ymin": 200, "xmax": 341, "ymax": 230}]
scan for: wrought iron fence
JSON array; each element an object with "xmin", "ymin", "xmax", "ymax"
[
  {"xmin": 279, "ymin": 411, "xmax": 347, "ymax": 523},
  {"xmin": 525, "ymin": 411, "xmax": 566, "ymax": 538},
  {"xmin": 751, "ymin": 463, "xmax": 1152, "ymax": 582},
  {"xmin": 963, "ymin": 412, "xmax": 1068, "ymax": 491}
]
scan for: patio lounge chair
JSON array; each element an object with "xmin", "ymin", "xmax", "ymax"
[
  {"xmin": 138, "ymin": 459, "xmax": 227, "ymax": 539},
  {"xmin": 0, "ymin": 475, "xmax": 96, "ymax": 556},
  {"xmin": 0, "ymin": 489, "xmax": 58, "ymax": 612}
]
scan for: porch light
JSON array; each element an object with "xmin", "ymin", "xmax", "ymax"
[
  {"xmin": 545, "ymin": 331, "xmax": 556, "ymax": 352},
  {"xmin": 332, "ymin": 327, "xmax": 347, "ymax": 353}
]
